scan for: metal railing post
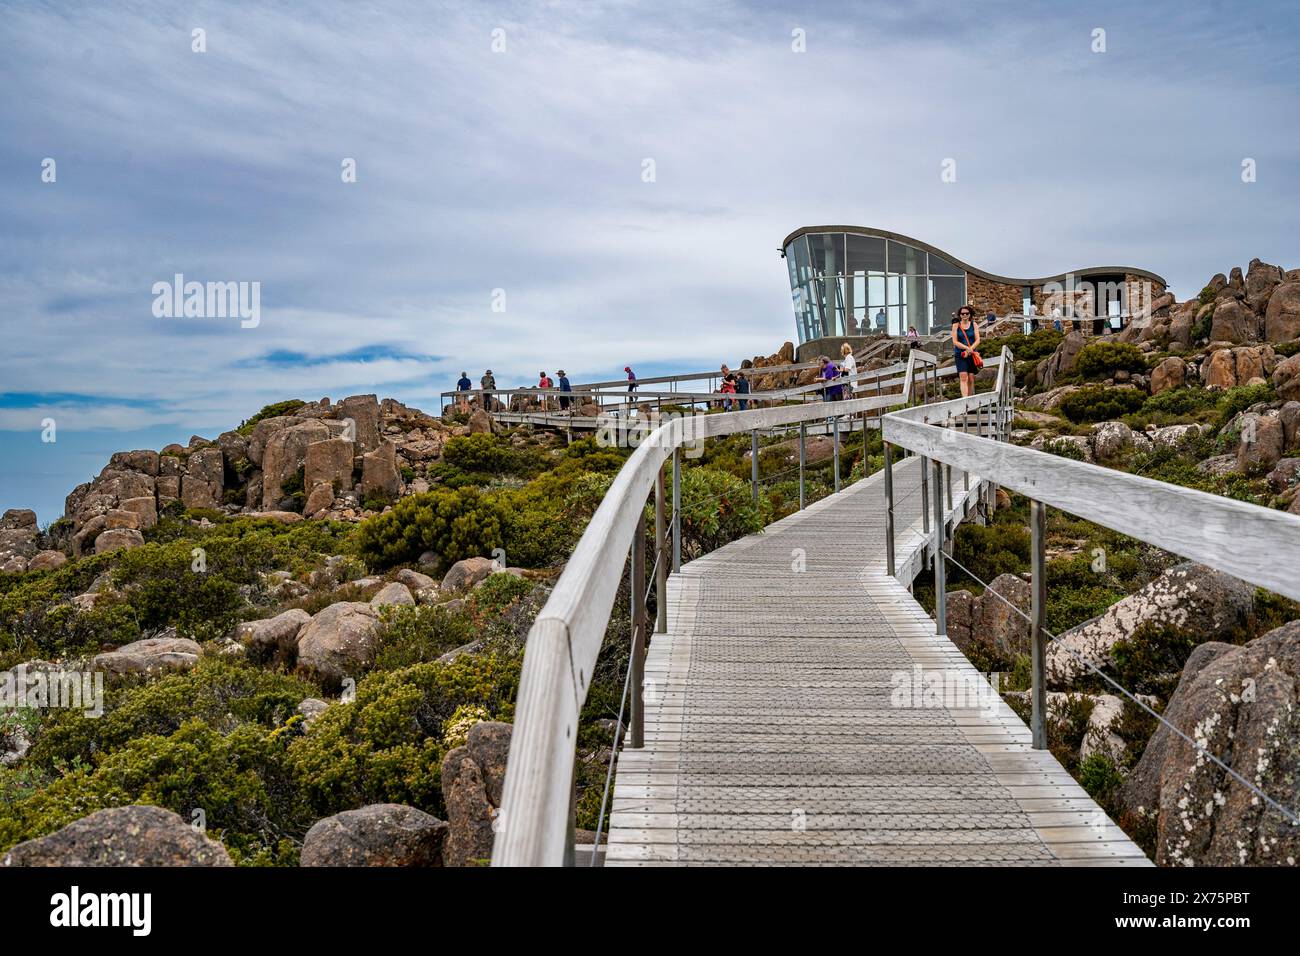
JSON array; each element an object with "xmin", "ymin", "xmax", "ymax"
[
  {"xmin": 932, "ymin": 457, "xmax": 946, "ymax": 637},
  {"xmin": 832, "ymin": 415, "xmax": 840, "ymax": 493},
  {"xmin": 861, "ymin": 410, "xmax": 869, "ymax": 476},
  {"xmin": 655, "ymin": 462, "xmax": 668, "ymax": 634},
  {"xmin": 962, "ymin": 410, "xmax": 970, "ymax": 493},
  {"xmin": 1030, "ymin": 498, "xmax": 1048, "ymax": 750},
  {"xmin": 630, "ymin": 515, "xmax": 647, "ymax": 750},
  {"xmin": 798, "ymin": 422, "xmax": 807, "ymax": 510},
  {"xmin": 920, "ymin": 454, "xmax": 930, "ymax": 535},
  {"xmin": 883, "ymin": 442, "xmax": 896, "ymax": 577},
  {"xmin": 671, "ymin": 448, "xmax": 681, "ymax": 573},
  {"xmin": 750, "ymin": 430, "xmax": 759, "ymax": 505}
]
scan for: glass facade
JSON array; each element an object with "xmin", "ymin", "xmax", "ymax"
[{"xmin": 784, "ymin": 231, "xmax": 967, "ymax": 342}]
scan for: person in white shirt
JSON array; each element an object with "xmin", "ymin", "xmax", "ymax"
[{"xmin": 840, "ymin": 342, "xmax": 858, "ymax": 395}]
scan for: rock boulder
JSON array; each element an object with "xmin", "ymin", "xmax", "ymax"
[
  {"xmin": 300, "ymin": 804, "xmax": 447, "ymax": 867},
  {"xmin": 2, "ymin": 805, "xmax": 232, "ymax": 867}
]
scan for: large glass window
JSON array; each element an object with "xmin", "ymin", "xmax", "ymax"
[
  {"xmin": 786, "ymin": 231, "xmax": 967, "ymax": 342},
  {"xmin": 846, "ymin": 234, "xmax": 886, "ymax": 274},
  {"xmin": 887, "ymin": 241, "xmax": 926, "ymax": 275},
  {"xmin": 809, "ymin": 233, "xmax": 844, "ymax": 277}
]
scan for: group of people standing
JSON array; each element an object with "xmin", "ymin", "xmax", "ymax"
[
  {"xmin": 716, "ymin": 364, "xmax": 751, "ymax": 411},
  {"xmin": 454, "ymin": 368, "xmax": 575, "ymax": 412},
  {"xmin": 812, "ymin": 302, "xmax": 985, "ymax": 403}
]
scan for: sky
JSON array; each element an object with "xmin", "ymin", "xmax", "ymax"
[{"xmin": 2, "ymin": 0, "xmax": 1298, "ymax": 522}]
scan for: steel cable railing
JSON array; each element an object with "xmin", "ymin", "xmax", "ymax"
[
  {"xmin": 495, "ymin": 351, "xmax": 950, "ymax": 865},
  {"xmin": 937, "ymin": 546, "xmax": 1300, "ymax": 828},
  {"xmin": 880, "ymin": 346, "xmax": 1300, "ymax": 843}
]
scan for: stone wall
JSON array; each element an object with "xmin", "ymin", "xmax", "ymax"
[{"xmin": 966, "ymin": 274, "xmax": 1022, "ymax": 317}]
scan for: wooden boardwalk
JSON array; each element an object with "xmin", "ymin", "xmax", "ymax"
[{"xmin": 605, "ymin": 456, "xmax": 1152, "ymax": 866}]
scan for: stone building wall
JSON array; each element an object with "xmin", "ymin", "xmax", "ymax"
[{"xmin": 966, "ymin": 273, "xmax": 1022, "ymax": 318}]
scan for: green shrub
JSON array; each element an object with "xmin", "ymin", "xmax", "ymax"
[
  {"xmin": 1191, "ymin": 303, "xmax": 1214, "ymax": 342},
  {"xmin": 353, "ymin": 487, "xmax": 503, "ymax": 571},
  {"xmin": 373, "ymin": 603, "xmax": 477, "ymax": 670},
  {"xmin": 0, "ymin": 719, "xmax": 311, "ymax": 865},
  {"xmin": 949, "ymin": 520, "xmax": 1030, "ymax": 586},
  {"xmin": 1141, "ymin": 386, "xmax": 1217, "ymax": 418},
  {"xmin": 981, "ymin": 329, "xmax": 1063, "ymax": 362},
  {"xmin": 27, "ymin": 658, "xmax": 314, "ymax": 773},
  {"xmin": 285, "ymin": 654, "xmax": 519, "ymax": 819},
  {"xmin": 1075, "ymin": 342, "xmax": 1147, "ymax": 380},
  {"xmin": 676, "ymin": 468, "xmax": 766, "ymax": 560},
  {"xmin": 237, "ymin": 400, "xmax": 306, "ymax": 436},
  {"xmin": 1110, "ymin": 623, "xmax": 1201, "ymax": 698},
  {"xmin": 1044, "ymin": 438, "xmax": 1086, "ymax": 461},
  {"xmin": 1078, "ymin": 753, "xmax": 1125, "ymax": 807},
  {"xmin": 1059, "ymin": 386, "xmax": 1147, "ymax": 423},
  {"xmin": 1215, "ymin": 382, "xmax": 1276, "ymax": 427},
  {"xmin": 441, "ymin": 433, "xmax": 548, "ymax": 480}
]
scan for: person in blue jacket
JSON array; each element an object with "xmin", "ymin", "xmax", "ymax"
[{"xmin": 557, "ymin": 370, "xmax": 572, "ymax": 410}]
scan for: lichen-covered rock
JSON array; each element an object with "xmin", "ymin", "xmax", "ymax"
[
  {"xmin": 297, "ymin": 697, "xmax": 329, "ymax": 729},
  {"xmin": 300, "ymin": 804, "xmax": 447, "ymax": 867},
  {"xmin": 261, "ymin": 420, "xmax": 333, "ymax": 508},
  {"xmin": 1091, "ymin": 421, "xmax": 1135, "ymax": 461},
  {"xmin": 370, "ymin": 581, "xmax": 414, "ymax": 608},
  {"xmin": 1047, "ymin": 563, "xmax": 1254, "ymax": 685},
  {"xmin": 1235, "ymin": 412, "xmax": 1284, "ymax": 472},
  {"xmin": 394, "ymin": 568, "xmax": 435, "ymax": 590},
  {"xmin": 441, "ymin": 721, "xmax": 511, "ymax": 866},
  {"xmin": 441, "ymin": 556, "xmax": 498, "ymax": 592},
  {"xmin": 1273, "ymin": 353, "xmax": 1300, "ymax": 403},
  {"xmin": 1037, "ymin": 331, "xmax": 1087, "ymax": 388},
  {"xmin": 237, "ymin": 608, "xmax": 311, "ymax": 656},
  {"xmin": 1148, "ymin": 356, "xmax": 1186, "ymax": 394},
  {"xmin": 26, "ymin": 550, "xmax": 68, "ymax": 572},
  {"xmin": 0, "ymin": 508, "xmax": 38, "ymax": 530},
  {"xmin": 1264, "ymin": 281, "xmax": 1300, "ymax": 343},
  {"xmin": 2, "ymin": 805, "xmax": 232, "ymax": 867},
  {"xmin": 295, "ymin": 602, "xmax": 379, "ymax": 686},
  {"xmin": 1120, "ymin": 622, "xmax": 1300, "ymax": 866},
  {"xmin": 93, "ymin": 528, "xmax": 145, "ymax": 555},
  {"xmin": 1149, "ymin": 423, "xmax": 1202, "ymax": 449},
  {"xmin": 93, "ymin": 636, "xmax": 202, "ymax": 675},
  {"xmin": 360, "ymin": 440, "xmax": 400, "ymax": 501}
]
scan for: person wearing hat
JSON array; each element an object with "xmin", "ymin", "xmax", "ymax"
[
  {"xmin": 557, "ymin": 370, "xmax": 572, "ymax": 410},
  {"xmin": 480, "ymin": 369, "xmax": 496, "ymax": 411},
  {"xmin": 625, "ymin": 366, "xmax": 637, "ymax": 393}
]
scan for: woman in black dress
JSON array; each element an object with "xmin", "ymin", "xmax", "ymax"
[{"xmin": 951, "ymin": 305, "xmax": 981, "ymax": 397}]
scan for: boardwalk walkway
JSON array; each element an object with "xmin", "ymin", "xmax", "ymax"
[{"xmin": 605, "ymin": 455, "xmax": 1151, "ymax": 866}]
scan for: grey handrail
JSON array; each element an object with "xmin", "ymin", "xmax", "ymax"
[
  {"xmin": 882, "ymin": 352, "xmax": 1300, "ymax": 603},
  {"xmin": 882, "ymin": 344, "xmax": 1299, "ymax": 758},
  {"xmin": 493, "ymin": 383, "xmax": 933, "ymax": 866}
]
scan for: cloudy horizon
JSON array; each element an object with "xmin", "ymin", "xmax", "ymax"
[{"xmin": 2, "ymin": 0, "xmax": 1298, "ymax": 520}]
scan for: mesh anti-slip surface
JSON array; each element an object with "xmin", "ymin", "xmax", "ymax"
[{"xmin": 606, "ymin": 457, "xmax": 1152, "ymax": 867}]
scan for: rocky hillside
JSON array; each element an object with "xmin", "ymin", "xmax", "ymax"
[
  {"xmin": 0, "ymin": 388, "xmax": 857, "ymax": 866},
  {"xmin": 2, "ymin": 267, "xmax": 1298, "ymax": 866},
  {"xmin": 931, "ymin": 258, "xmax": 1300, "ymax": 865}
]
